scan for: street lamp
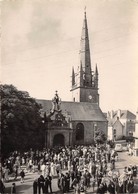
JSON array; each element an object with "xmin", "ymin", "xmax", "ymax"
[
  {"xmin": 42, "ymin": 118, "xmax": 47, "ymax": 149},
  {"xmin": 94, "ymin": 123, "xmax": 97, "ymax": 141}
]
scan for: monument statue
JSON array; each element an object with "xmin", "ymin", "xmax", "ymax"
[{"xmin": 51, "ymin": 91, "xmax": 61, "ymax": 113}]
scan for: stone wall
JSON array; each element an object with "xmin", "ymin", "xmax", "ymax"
[{"xmin": 72, "ymin": 120, "xmax": 108, "ymax": 145}]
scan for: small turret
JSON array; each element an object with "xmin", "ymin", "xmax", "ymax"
[
  {"xmin": 94, "ymin": 64, "xmax": 98, "ymax": 88},
  {"xmin": 72, "ymin": 67, "xmax": 75, "ymax": 86}
]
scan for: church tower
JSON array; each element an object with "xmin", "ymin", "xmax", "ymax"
[{"xmin": 71, "ymin": 9, "xmax": 99, "ymax": 104}]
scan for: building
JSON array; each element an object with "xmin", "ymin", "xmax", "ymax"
[
  {"xmin": 37, "ymin": 10, "xmax": 107, "ymax": 148},
  {"xmin": 107, "ymin": 109, "xmax": 136, "ymax": 140},
  {"xmin": 133, "ymin": 111, "xmax": 138, "ymax": 148}
]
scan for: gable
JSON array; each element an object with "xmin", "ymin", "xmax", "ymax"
[{"xmin": 113, "ymin": 119, "xmax": 124, "ymax": 128}]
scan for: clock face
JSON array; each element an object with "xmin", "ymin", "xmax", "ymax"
[{"xmin": 89, "ymin": 95, "xmax": 92, "ymax": 100}]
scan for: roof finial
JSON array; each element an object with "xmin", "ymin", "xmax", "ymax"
[{"xmin": 84, "ymin": 6, "xmax": 86, "ymax": 16}]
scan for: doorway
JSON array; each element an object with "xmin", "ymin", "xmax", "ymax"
[{"xmin": 53, "ymin": 134, "xmax": 65, "ymax": 147}]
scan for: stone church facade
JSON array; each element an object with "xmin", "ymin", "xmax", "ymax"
[{"xmin": 37, "ymin": 10, "xmax": 108, "ymax": 148}]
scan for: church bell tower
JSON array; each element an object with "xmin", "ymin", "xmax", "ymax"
[{"xmin": 71, "ymin": 9, "xmax": 99, "ymax": 104}]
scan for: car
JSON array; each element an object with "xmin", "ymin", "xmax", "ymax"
[
  {"xmin": 122, "ymin": 146, "xmax": 128, "ymax": 151},
  {"xmin": 114, "ymin": 144, "xmax": 123, "ymax": 152}
]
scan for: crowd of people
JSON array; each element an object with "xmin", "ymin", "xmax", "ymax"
[{"xmin": 1, "ymin": 144, "xmax": 137, "ymax": 194}]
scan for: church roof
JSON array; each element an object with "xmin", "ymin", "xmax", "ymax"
[{"xmin": 36, "ymin": 99, "xmax": 107, "ymax": 122}]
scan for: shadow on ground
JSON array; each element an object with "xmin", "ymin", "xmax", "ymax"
[{"xmin": 5, "ymin": 184, "xmax": 32, "ymax": 193}]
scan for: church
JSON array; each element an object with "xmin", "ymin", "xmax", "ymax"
[{"xmin": 37, "ymin": 10, "xmax": 108, "ymax": 148}]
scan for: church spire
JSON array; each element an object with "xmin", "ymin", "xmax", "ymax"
[
  {"xmin": 80, "ymin": 7, "xmax": 92, "ymax": 87},
  {"xmin": 80, "ymin": 62, "xmax": 84, "ymax": 86},
  {"xmin": 70, "ymin": 9, "xmax": 99, "ymax": 104}
]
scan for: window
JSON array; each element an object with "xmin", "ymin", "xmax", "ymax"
[{"xmin": 113, "ymin": 129, "xmax": 116, "ymax": 135}]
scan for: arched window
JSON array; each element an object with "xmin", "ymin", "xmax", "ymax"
[{"xmin": 76, "ymin": 123, "xmax": 84, "ymax": 141}]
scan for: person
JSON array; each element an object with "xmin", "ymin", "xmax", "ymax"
[
  {"xmin": 47, "ymin": 174, "xmax": 52, "ymax": 193},
  {"xmin": 20, "ymin": 169, "xmax": 25, "ymax": 183},
  {"xmin": 38, "ymin": 175, "xmax": 45, "ymax": 194},
  {"xmin": 74, "ymin": 183, "xmax": 80, "ymax": 194},
  {"xmin": 96, "ymin": 183, "xmax": 105, "ymax": 194},
  {"xmin": 28, "ymin": 158, "xmax": 33, "ymax": 172},
  {"xmin": 110, "ymin": 156, "xmax": 115, "ymax": 170},
  {"xmin": 13, "ymin": 165, "xmax": 18, "ymax": 181},
  {"xmin": 80, "ymin": 177, "xmax": 85, "ymax": 193},
  {"xmin": 127, "ymin": 178, "xmax": 134, "ymax": 193},
  {"xmin": 97, "ymin": 171, "xmax": 103, "ymax": 187},
  {"xmin": 107, "ymin": 180, "xmax": 115, "ymax": 194},
  {"xmin": 85, "ymin": 169, "xmax": 91, "ymax": 187},
  {"xmin": 91, "ymin": 177, "xmax": 96, "ymax": 192},
  {"xmin": 71, "ymin": 177, "xmax": 78, "ymax": 190},
  {"xmin": 101, "ymin": 179, "xmax": 107, "ymax": 193},
  {"xmin": 50, "ymin": 161, "xmax": 56, "ymax": 178},
  {"xmin": 60, "ymin": 173, "xmax": 66, "ymax": 193},
  {"xmin": 0, "ymin": 179, "xmax": 5, "ymax": 194},
  {"xmin": 41, "ymin": 163, "xmax": 46, "ymax": 178},
  {"xmin": 127, "ymin": 165, "xmax": 133, "ymax": 179},
  {"xmin": 91, "ymin": 161, "xmax": 96, "ymax": 178},
  {"xmin": 107, "ymin": 150, "xmax": 111, "ymax": 163},
  {"xmin": 44, "ymin": 177, "xmax": 49, "ymax": 194},
  {"xmin": 121, "ymin": 169, "xmax": 128, "ymax": 193},
  {"xmin": 4, "ymin": 167, "xmax": 10, "ymax": 182},
  {"xmin": 65, "ymin": 172, "xmax": 70, "ymax": 192},
  {"xmin": 11, "ymin": 183, "xmax": 16, "ymax": 194},
  {"xmin": 33, "ymin": 179, "xmax": 38, "ymax": 194},
  {"xmin": 116, "ymin": 179, "xmax": 123, "ymax": 194},
  {"xmin": 45, "ymin": 163, "xmax": 50, "ymax": 177},
  {"xmin": 55, "ymin": 162, "xmax": 61, "ymax": 177},
  {"xmin": 101, "ymin": 162, "xmax": 106, "ymax": 176},
  {"xmin": 132, "ymin": 165, "xmax": 137, "ymax": 179}
]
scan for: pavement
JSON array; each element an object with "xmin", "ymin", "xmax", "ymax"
[{"xmin": 3, "ymin": 151, "xmax": 138, "ymax": 194}]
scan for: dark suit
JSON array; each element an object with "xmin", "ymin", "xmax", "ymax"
[
  {"xmin": 47, "ymin": 175, "xmax": 52, "ymax": 193},
  {"xmin": 107, "ymin": 182, "xmax": 115, "ymax": 194},
  {"xmin": 38, "ymin": 175, "xmax": 45, "ymax": 194},
  {"xmin": 116, "ymin": 183, "xmax": 123, "ymax": 194}
]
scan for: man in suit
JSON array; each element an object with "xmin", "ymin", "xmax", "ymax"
[
  {"xmin": 107, "ymin": 180, "xmax": 115, "ymax": 194},
  {"xmin": 38, "ymin": 175, "xmax": 45, "ymax": 194},
  {"xmin": 46, "ymin": 174, "xmax": 52, "ymax": 193}
]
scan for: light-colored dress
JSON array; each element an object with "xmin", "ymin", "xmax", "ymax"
[
  {"xmin": 4, "ymin": 168, "xmax": 10, "ymax": 181},
  {"xmin": 50, "ymin": 162, "xmax": 56, "ymax": 176},
  {"xmin": 41, "ymin": 164, "xmax": 46, "ymax": 177}
]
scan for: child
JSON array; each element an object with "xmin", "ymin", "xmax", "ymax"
[
  {"xmin": 11, "ymin": 183, "xmax": 16, "ymax": 194},
  {"xmin": 20, "ymin": 169, "xmax": 25, "ymax": 183}
]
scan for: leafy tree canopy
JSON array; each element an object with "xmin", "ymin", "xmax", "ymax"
[
  {"xmin": 1, "ymin": 84, "xmax": 44, "ymax": 156},
  {"xmin": 95, "ymin": 128, "xmax": 107, "ymax": 144}
]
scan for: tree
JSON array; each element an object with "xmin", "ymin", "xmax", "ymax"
[
  {"xmin": 1, "ymin": 84, "xmax": 44, "ymax": 156},
  {"xmin": 95, "ymin": 129, "xmax": 107, "ymax": 144}
]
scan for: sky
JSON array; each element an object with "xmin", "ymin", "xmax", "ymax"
[{"xmin": 1, "ymin": 0, "xmax": 138, "ymax": 114}]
